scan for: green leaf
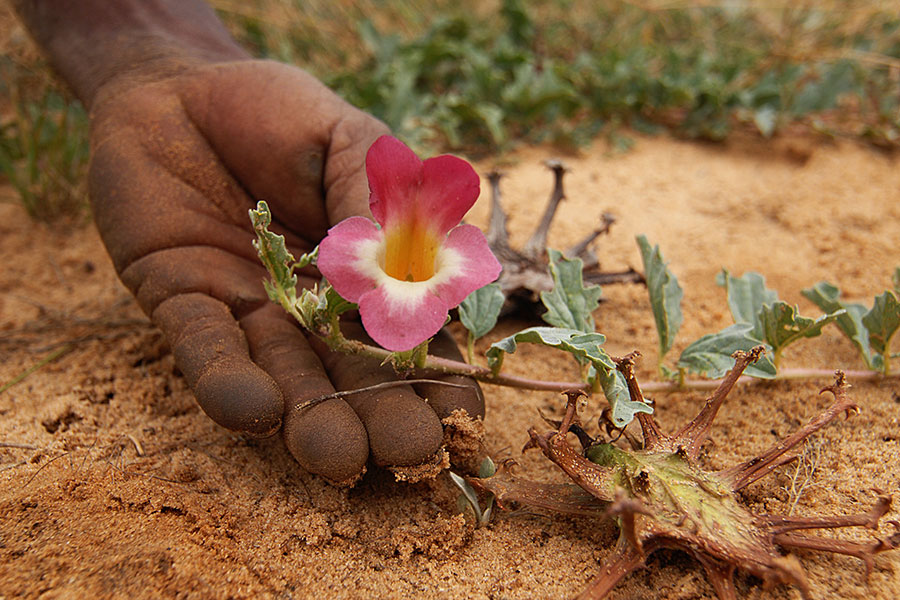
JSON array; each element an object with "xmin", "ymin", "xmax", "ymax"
[
  {"xmin": 486, "ymin": 327, "xmax": 612, "ymax": 373},
  {"xmin": 717, "ymin": 270, "xmax": 778, "ymax": 340},
  {"xmin": 862, "ymin": 291, "xmax": 900, "ymax": 357},
  {"xmin": 591, "ymin": 366, "xmax": 653, "ymax": 428},
  {"xmin": 478, "ymin": 456, "xmax": 497, "ymax": 478},
  {"xmin": 459, "ymin": 283, "xmax": 505, "ymax": 340},
  {"xmin": 249, "ymin": 201, "xmax": 298, "ymax": 296},
  {"xmin": 758, "ymin": 301, "xmax": 844, "ymax": 360},
  {"xmin": 636, "ymin": 235, "xmax": 683, "ymax": 360},
  {"xmin": 321, "ymin": 286, "xmax": 357, "ymax": 317},
  {"xmin": 449, "ymin": 470, "xmax": 490, "ymax": 525},
  {"xmin": 677, "ymin": 324, "xmax": 776, "ymax": 379},
  {"xmin": 753, "ymin": 105, "xmax": 778, "ymax": 137},
  {"xmin": 802, "ymin": 281, "xmax": 874, "ymax": 369},
  {"xmin": 540, "ymin": 249, "xmax": 602, "ymax": 333}
]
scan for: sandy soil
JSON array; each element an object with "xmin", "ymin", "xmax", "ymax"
[{"xmin": 1, "ymin": 133, "xmax": 899, "ymax": 599}]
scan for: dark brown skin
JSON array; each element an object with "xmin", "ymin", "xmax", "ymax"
[{"xmin": 13, "ymin": 0, "xmax": 483, "ymax": 484}]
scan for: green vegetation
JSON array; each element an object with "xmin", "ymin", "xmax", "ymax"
[
  {"xmin": 3, "ymin": 1, "xmax": 899, "ymax": 219},
  {"xmin": 0, "ymin": 56, "xmax": 90, "ymax": 221},
  {"xmin": 217, "ymin": 0, "xmax": 900, "ymax": 153}
]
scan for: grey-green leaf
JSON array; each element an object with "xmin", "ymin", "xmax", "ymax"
[
  {"xmin": 486, "ymin": 327, "xmax": 612, "ymax": 373},
  {"xmin": 862, "ymin": 291, "xmax": 900, "ymax": 357},
  {"xmin": 759, "ymin": 301, "xmax": 844, "ymax": 356},
  {"xmin": 591, "ymin": 366, "xmax": 653, "ymax": 428},
  {"xmin": 459, "ymin": 283, "xmax": 505, "ymax": 340},
  {"xmin": 540, "ymin": 249, "xmax": 602, "ymax": 333},
  {"xmin": 636, "ymin": 235, "xmax": 683, "ymax": 360},
  {"xmin": 677, "ymin": 323, "xmax": 776, "ymax": 379},
  {"xmin": 753, "ymin": 106, "xmax": 778, "ymax": 137},
  {"xmin": 322, "ymin": 286, "xmax": 358, "ymax": 317},
  {"xmin": 717, "ymin": 270, "xmax": 778, "ymax": 340},
  {"xmin": 249, "ymin": 201, "xmax": 298, "ymax": 295},
  {"xmin": 802, "ymin": 281, "xmax": 874, "ymax": 369}
]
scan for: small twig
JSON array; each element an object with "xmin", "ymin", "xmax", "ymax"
[
  {"xmin": 76, "ymin": 437, "xmax": 98, "ymax": 476},
  {"xmin": 126, "ymin": 434, "xmax": 145, "ymax": 457},
  {"xmin": 0, "ymin": 344, "xmax": 74, "ymax": 394},
  {"xmin": 22, "ymin": 452, "xmax": 70, "ymax": 488},
  {"xmin": 294, "ymin": 378, "xmax": 469, "ymax": 412},
  {"xmin": 0, "ymin": 442, "xmax": 38, "ymax": 450},
  {"xmin": 0, "ymin": 461, "xmax": 28, "ymax": 472},
  {"xmin": 641, "ymin": 366, "xmax": 893, "ymax": 393},
  {"xmin": 26, "ymin": 331, "xmax": 143, "ymax": 354}
]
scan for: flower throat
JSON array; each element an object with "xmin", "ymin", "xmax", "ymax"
[{"xmin": 383, "ymin": 221, "xmax": 438, "ymax": 282}]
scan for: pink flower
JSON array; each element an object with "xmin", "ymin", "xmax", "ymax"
[{"xmin": 317, "ymin": 136, "xmax": 502, "ymax": 351}]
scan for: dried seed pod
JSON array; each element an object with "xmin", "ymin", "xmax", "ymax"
[
  {"xmin": 484, "ymin": 162, "xmax": 644, "ymax": 315},
  {"xmin": 474, "ymin": 351, "xmax": 900, "ymax": 599}
]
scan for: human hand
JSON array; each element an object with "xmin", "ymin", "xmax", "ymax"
[{"xmin": 86, "ymin": 59, "xmax": 484, "ymax": 484}]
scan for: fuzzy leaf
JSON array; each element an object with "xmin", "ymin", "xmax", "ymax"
[
  {"xmin": 759, "ymin": 301, "xmax": 843, "ymax": 356},
  {"xmin": 250, "ymin": 201, "xmax": 297, "ymax": 290},
  {"xmin": 591, "ymin": 366, "xmax": 653, "ymax": 428},
  {"xmin": 862, "ymin": 291, "xmax": 900, "ymax": 357},
  {"xmin": 637, "ymin": 235, "xmax": 683, "ymax": 360},
  {"xmin": 717, "ymin": 270, "xmax": 778, "ymax": 340},
  {"xmin": 677, "ymin": 324, "xmax": 776, "ymax": 379},
  {"xmin": 486, "ymin": 327, "xmax": 612, "ymax": 373},
  {"xmin": 449, "ymin": 471, "xmax": 487, "ymax": 524},
  {"xmin": 478, "ymin": 456, "xmax": 497, "ymax": 478},
  {"xmin": 321, "ymin": 286, "xmax": 357, "ymax": 317},
  {"xmin": 459, "ymin": 283, "xmax": 505, "ymax": 340},
  {"xmin": 802, "ymin": 282, "xmax": 874, "ymax": 369},
  {"xmin": 753, "ymin": 106, "xmax": 778, "ymax": 137},
  {"xmin": 540, "ymin": 249, "xmax": 602, "ymax": 333}
]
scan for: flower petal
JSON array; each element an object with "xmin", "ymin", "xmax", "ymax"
[
  {"xmin": 431, "ymin": 224, "xmax": 503, "ymax": 307},
  {"xmin": 357, "ymin": 282, "xmax": 449, "ymax": 351},
  {"xmin": 365, "ymin": 136, "xmax": 422, "ymax": 228},
  {"xmin": 316, "ymin": 216, "xmax": 382, "ymax": 302},
  {"xmin": 418, "ymin": 155, "xmax": 481, "ymax": 237}
]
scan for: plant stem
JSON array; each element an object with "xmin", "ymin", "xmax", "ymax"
[
  {"xmin": 884, "ymin": 337, "xmax": 893, "ymax": 376},
  {"xmin": 315, "ymin": 331, "xmax": 897, "ymax": 394},
  {"xmin": 641, "ymin": 367, "xmax": 891, "ymax": 393}
]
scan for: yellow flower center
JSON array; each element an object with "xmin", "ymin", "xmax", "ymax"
[{"xmin": 382, "ymin": 221, "xmax": 439, "ymax": 282}]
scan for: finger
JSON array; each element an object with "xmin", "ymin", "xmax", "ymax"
[
  {"xmin": 120, "ymin": 246, "xmax": 269, "ymax": 318},
  {"xmin": 311, "ymin": 324, "xmax": 444, "ymax": 467},
  {"xmin": 240, "ymin": 304, "xmax": 368, "ymax": 484},
  {"xmin": 412, "ymin": 329, "xmax": 485, "ymax": 421},
  {"xmin": 152, "ymin": 292, "xmax": 282, "ymax": 435}
]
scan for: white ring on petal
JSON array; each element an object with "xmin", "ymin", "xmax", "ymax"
[{"xmin": 351, "ymin": 233, "xmax": 467, "ymax": 298}]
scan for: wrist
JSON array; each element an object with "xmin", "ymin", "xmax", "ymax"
[{"xmin": 12, "ymin": 0, "xmax": 250, "ymax": 108}]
